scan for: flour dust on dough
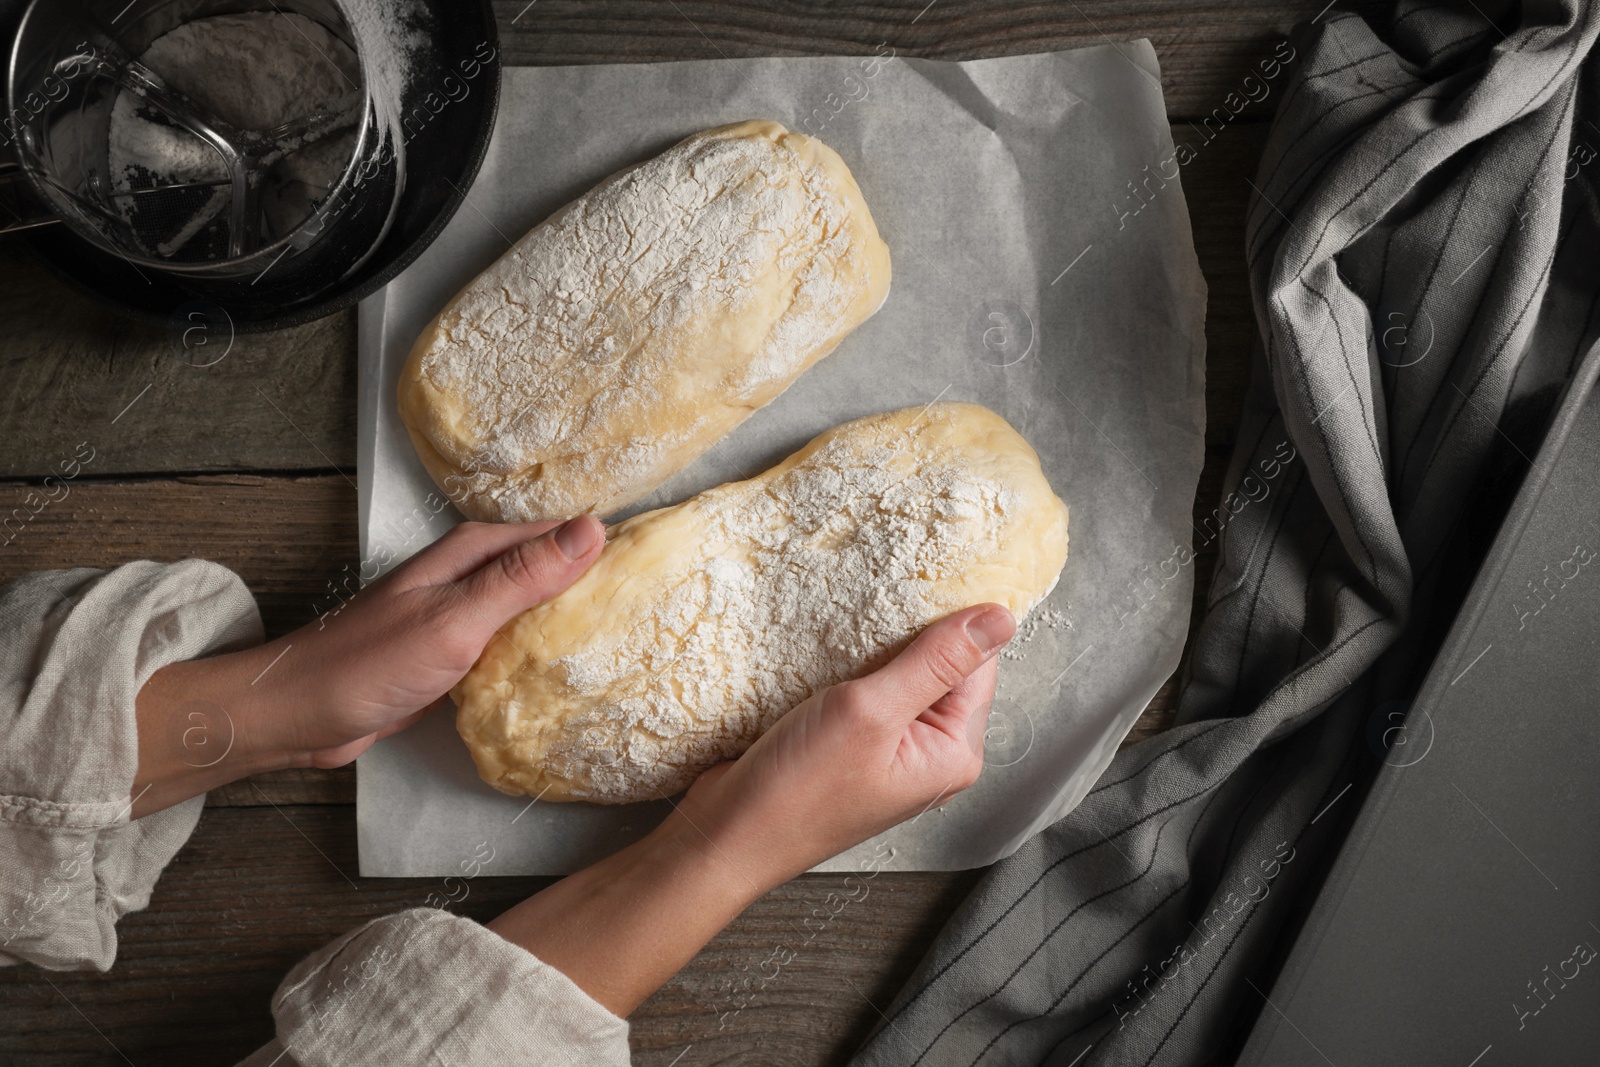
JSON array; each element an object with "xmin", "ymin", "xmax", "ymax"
[
  {"xmin": 453, "ymin": 402, "xmax": 1071, "ymax": 804},
  {"xmin": 398, "ymin": 119, "xmax": 892, "ymax": 523}
]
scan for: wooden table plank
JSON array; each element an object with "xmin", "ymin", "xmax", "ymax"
[
  {"xmin": 0, "ymin": 805, "xmax": 981, "ymax": 1065},
  {"xmin": 495, "ymin": 0, "xmax": 1312, "ymax": 119},
  {"xmin": 0, "ymin": 257, "xmax": 357, "ymax": 480},
  {"xmin": 0, "ymin": 474, "xmax": 357, "ymax": 637}
]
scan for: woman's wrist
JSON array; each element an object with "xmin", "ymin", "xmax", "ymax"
[
  {"xmin": 131, "ymin": 638, "xmax": 308, "ymax": 818},
  {"xmin": 660, "ymin": 765, "xmax": 834, "ymax": 890},
  {"xmin": 488, "ymin": 807, "xmax": 773, "ymax": 1017},
  {"xmin": 646, "ymin": 802, "xmax": 786, "ymax": 907}
]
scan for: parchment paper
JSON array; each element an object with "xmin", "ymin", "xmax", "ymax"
[{"xmin": 355, "ymin": 42, "xmax": 1206, "ymax": 876}]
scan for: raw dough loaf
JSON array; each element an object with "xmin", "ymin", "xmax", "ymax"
[
  {"xmin": 454, "ymin": 402, "xmax": 1070, "ymax": 803},
  {"xmin": 398, "ymin": 119, "xmax": 892, "ymax": 523}
]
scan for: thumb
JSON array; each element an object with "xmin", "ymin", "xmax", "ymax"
[
  {"xmin": 453, "ymin": 515, "xmax": 604, "ymax": 629},
  {"xmin": 848, "ymin": 604, "xmax": 1015, "ymax": 723}
]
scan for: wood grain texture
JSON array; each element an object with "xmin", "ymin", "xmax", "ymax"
[
  {"xmin": 0, "ymin": 247, "xmax": 358, "ymax": 480},
  {"xmin": 0, "ymin": 805, "xmax": 980, "ymax": 1065},
  {"xmin": 494, "ymin": 0, "xmax": 1311, "ymax": 119},
  {"xmin": 0, "ymin": 474, "xmax": 356, "ymax": 638}
]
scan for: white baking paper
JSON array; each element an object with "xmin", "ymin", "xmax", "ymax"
[{"xmin": 356, "ymin": 42, "xmax": 1206, "ymax": 875}]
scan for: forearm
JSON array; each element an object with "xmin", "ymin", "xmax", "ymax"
[
  {"xmin": 131, "ymin": 637, "xmax": 300, "ymax": 818},
  {"xmin": 488, "ymin": 811, "xmax": 771, "ymax": 1016}
]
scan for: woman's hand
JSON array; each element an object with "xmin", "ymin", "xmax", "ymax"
[
  {"xmin": 488, "ymin": 602, "xmax": 1015, "ymax": 1015},
  {"xmin": 261, "ymin": 516, "xmax": 605, "ymax": 763},
  {"xmin": 131, "ymin": 516, "xmax": 604, "ymax": 817},
  {"xmin": 670, "ymin": 602, "xmax": 1016, "ymax": 885}
]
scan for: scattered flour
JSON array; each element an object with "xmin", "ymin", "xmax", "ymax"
[
  {"xmin": 1000, "ymin": 604, "xmax": 1073, "ymax": 662},
  {"xmin": 340, "ymin": 0, "xmax": 428, "ymax": 146},
  {"xmin": 106, "ymin": 12, "xmax": 361, "ymax": 252}
]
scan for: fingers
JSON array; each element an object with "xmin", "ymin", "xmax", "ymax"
[
  {"xmin": 846, "ymin": 604, "xmax": 1015, "ymax": 724},
  {"xmin": 452, "ymin": 515, "xmax": 605, "ymax": 628},
  {"xmin": 398, "ymin": 519, "xmax": 567, "ymax": 586}
]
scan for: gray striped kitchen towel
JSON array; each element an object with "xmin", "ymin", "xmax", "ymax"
[{"xmin": 852, "ymin": 2, "xmax": 1600, "ymax": 1064}]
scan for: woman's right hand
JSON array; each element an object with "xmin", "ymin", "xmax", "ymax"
[
  {"xmin": 487, "ymin": 603, "xmax": 1015, "ymax": 1016},
  {"xmin": 667, "ymin": 603, "xmax": 1017, "ymax": 886}
]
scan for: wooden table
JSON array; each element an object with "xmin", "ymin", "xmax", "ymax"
[{"xmin": 0, "ymin": 2, "xmax": 1299, "ymax": 1062}]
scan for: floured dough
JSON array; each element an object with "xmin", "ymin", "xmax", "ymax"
[
  {"xmin": 454, "ymin": 403, "xmax": 1070, "ymax": 803},
  {"xmin": 398, "ymin": 119, "xmax": 892, "ymax": 523}
]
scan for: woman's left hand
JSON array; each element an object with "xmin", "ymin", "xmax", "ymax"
[{"xmin": 131, "ymin": 516, "xmax": 604, "ymax": 817}]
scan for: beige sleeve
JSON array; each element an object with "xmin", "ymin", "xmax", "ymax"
[
  {"xmin": 0, "ymin": 561, "xmax": 263, "ymax": 972},
  {"xmin": 237, "ymin": 908, "xmax": 631, "ymax": 1067}
]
